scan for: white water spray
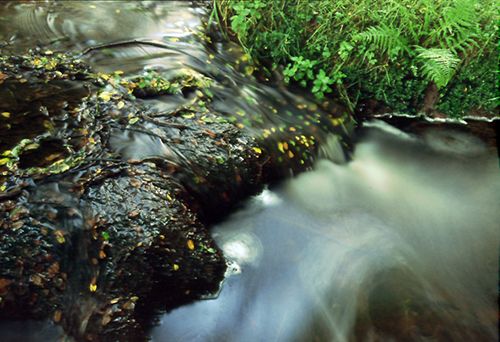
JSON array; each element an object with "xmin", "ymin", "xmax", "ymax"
[{"xmin": 154, "ymin": 122, "xmax": 499, "ymax": 341}]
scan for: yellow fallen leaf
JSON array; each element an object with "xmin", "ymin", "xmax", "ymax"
[
  {"xmin": 252, "ymin": 147, "xmax": 262, "ymax": 154},
  {"xmin": 244, "ymin": 65, "xmax": 254, "ymax": 76},
  {"xmin": 187, "ymin": 239, "xmax": 195, "ymax": 250},
  {"xmin": 45, "ymin": 60, "xmax": 57, "ymax": 70},
  {"xmin": 331, "ymin": 118, "xmax": 341, "ymax": 126},
  {"xmin": 89, "ymin": 283, "xmax": 97, "ymax": 292},
  {"xmin": 32, "ymin": 58, "xmax": 42, "ymax": 67},
  {"xmin": 128, "ymin": 117, "xmax": 139, "ymax": 125},
  {"xmin": 54, "ymin": 230, "xmax": 65, "ymax": 244},
  {"xmin": 1, "ymin": 112, "xmax": 10, "ymax": 118},
  {"xmin": 99, "ymin": 92, "xmax": 112, "ymax": 102},
  {"xmin": 277, "ymin": 142, "xmax": 284, "ymax": 153},
  {"xmin": 173, "ymin": 264, "xmax": 179, "ymax": 271},
  {"xmin": 45, "ymin": 153, "xmax": 63, "ymax": 162},
  {"xmin": 117, "ymin": 101, "xmax": 125, "ymax": 109}
]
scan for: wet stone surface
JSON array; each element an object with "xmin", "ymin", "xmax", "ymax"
[{"xmin": 0, "ymin": 50, "xmax": 277, "ymax": 341}]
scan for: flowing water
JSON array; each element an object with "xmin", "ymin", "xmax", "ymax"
[
  {"xmin": 153, "ymin": 122, "xmax": 499, "ymax": 341},
  {"xmin": 0, "ymin": 1, "xmax": 498, "ymax": 341}
]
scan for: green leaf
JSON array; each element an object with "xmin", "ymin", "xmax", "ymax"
[{"xmin": 416, "ymin": 47, "xmax": 460, "ymax": 88}]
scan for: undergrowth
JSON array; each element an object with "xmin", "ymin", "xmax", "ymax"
[{"xmin": 214, "ymin": 0, "xmax": 498, "ymax": 117}]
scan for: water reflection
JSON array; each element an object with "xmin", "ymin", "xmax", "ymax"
[
  {"xmin": 153, "ymin": 123, "xmax": 499, "ymax": 341},
  {"xmin": 0, "ymin": 1, "xmax": 200, "ymax": 53}
]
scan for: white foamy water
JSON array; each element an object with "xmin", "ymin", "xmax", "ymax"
[{"xmin": 153, "ymin": 122, "xmax": 499, "ymax": 342}]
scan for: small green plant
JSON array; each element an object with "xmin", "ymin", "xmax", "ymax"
[
  {"xmin": 228, "ymin": 1, "xmax": 266, "ymax": 51},
  {"xmin": 311, "ymin": 69, "xmax": 334, "ymax": 100},
  {"xmin": 283, "ymin": 56, "xmax": 317, "ymax": 86}
]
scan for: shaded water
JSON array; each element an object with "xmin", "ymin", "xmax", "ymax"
[
  {"xmin": 0, "ymin": 1, "xmax": 498, "ymax": 341},
  {"xmin": 153, "ymin": 123, "xmax": 499, "ymax": 341}
]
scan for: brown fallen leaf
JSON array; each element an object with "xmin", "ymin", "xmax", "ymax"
[
  {"xmin": 53, "ymin": 310, "xmax": 62, "ymax": 323},
  {"xmin": 128, "ymin": 210, "xmax": 139, "ymax": 218},
  {"xmin": 47, "ymin": 262, "xmax": 60, "ymax": 277},
  {"xmin": 0, "ymin": 278, "xmax": 12, "ymax": 294},
  {"xmin": 101, "ymin": 313, "xmax": 112, "ymax": 326},
  {"xmin": 31, "ymin": 274, "xmax": 43, "ymax": 286},
  {"xmin": 129, "ymin": 178, "xmax": 141, "ymax": 188},
  {"xmin": 204, "ymin": 129, "xmax": 217, "ymax": 138}
]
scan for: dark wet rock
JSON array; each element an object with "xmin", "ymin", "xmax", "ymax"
[{"xmin": 0, "ymin": 50, "xmax": 339, "ymax": 341}]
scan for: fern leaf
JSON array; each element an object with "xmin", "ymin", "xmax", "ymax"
[
  {"xmin": 431, "ymin": 0, "xmax": 479, "ymax": 53},
  {"xmin": 355, "ymin": 24, "xmax": 409, "ymax": 57},
  {"xmin": 416, "ymin": 47, "xmax": 461, "ymax": 88}
]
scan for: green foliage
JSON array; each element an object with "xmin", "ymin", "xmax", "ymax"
[
  {"xmin": 229, "ymin": 1, "xmax": 267, "ymax": 49},
  {"xmin": 283, "ymin": 56, "xmax": 317, "ymax": 85},
  {"xmin": 353, "ymin": 24, "xmax": 409, "ymax": 59},
  {"xmin": 215, "ymin": 0, "xmax": 498, "ymax": 117},
  {"xmin": 436, "ymin": 53, "xmax": 498, "ymax": 117},
  {"xmin": 416, "ymin": 48, "xmax": 460, "ymax": 88},
  {"xmin": 311, "ymin": 69, "xmax": 334, "ymax": 100},
  {"xmin": 427, "ymin": 0, "xmax": 480, "ymax": 53}
]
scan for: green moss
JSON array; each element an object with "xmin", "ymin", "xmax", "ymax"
[{"xmin": 128, "ymin": 69, "xmax": 214, "ymax": 98}]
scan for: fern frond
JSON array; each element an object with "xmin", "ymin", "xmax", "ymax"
[
  {"xmin": 354, "ymin": 24, "xmax": 409, "ymax": 57},
  {"xmin": 416, "ymin": 47, "xmax": 461, "ymax": 88},
  {"xmin": 430, "ymin": 0, "xmax": 479, "ymax": 53}
]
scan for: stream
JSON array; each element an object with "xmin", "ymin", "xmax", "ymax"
[
  {"xmin": 153, "ymin": 122, "xmax": 499, "ymax": 341},
  {"xmin": 0, "ymin": 1, "xmax": 498, "ymax": 341}
]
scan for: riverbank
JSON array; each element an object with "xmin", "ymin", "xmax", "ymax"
[{"xmin": 214, "ymin": 0, "xmax": 498, "ymax": 119}]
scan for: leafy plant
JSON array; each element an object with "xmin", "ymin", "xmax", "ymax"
[
  {"xmin": 354, "ymin": 24, "xmax": 409, "ymax": 59},
  {"xmin": 215, "ymin": 0, "xmax": 498, "ymax": 117},
  {"xmin": 283, "ymin": 56, "xmax": 318, "ymax": 88},
  {"xmin": 415, "ymin": 48, "xmax": 460, "ymax": 88},
  {"xmin": 311, "ymin": 69, "xmax": 334, "ymax": 99}
]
